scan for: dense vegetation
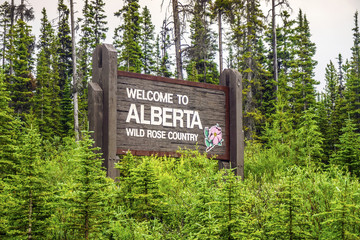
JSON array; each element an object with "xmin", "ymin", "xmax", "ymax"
[{"xmin": 0, "ymin": 0, "xmax": 360, "ymax": 239}]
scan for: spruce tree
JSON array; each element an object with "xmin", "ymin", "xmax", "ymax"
[
  {"xmin": 185, "ymin": 0, "xmax": 219, "ymax": 84},
  {"xmin": 34, "ymin": 8, "xmax": 61, "ymax": 139},
  {"xmin": 77, "ymin": 0, "xmax": 108, "ymax": 130},
  {"xmin": 331, "ymin": 118, "xmax": 360, "ymax": 176},
  {"xmin": 57, "ymin": 0, "xmax": 73, "ymax": 137},
  {"xmin": 7, "ymin": 19, "xmax": 35, "ymax": 116},
  {"xmin": 157, "ymin": 19, "xmax": 173, "ymax": 77},
  {"xmin": 289, "ymin": 10, "xmax": 318, "ymax": 126},
  {"xmin": 0, "ymin": 1, "xmax": 11, "ymax": 69},
  {"xmin": 140, "ymin": 6, "xmax": 156, "ymax": 75},
  {"xmin": 294, "ymin": 108, "xmax": 324, "ymax": 166},
  {"xmin": 229, "ymin": 0, "xmax": 267, "ymax": 140},
  {"xmin": 4, "ymin": 124, "xmax": 52, "ymax": 239},
  {"xmin": 344, "ymin": 11, "xmax": 360, "ymax": 131},
  {"xmin": 113, "ymin": 0, "xmax": 143, "ymax": 73},
  {"xmin": 68, "ymin": 133, "xmax": 109, "ymax": 239},
  {"xmin": 321, "ymin": 61, "xmax": 341, "ymax": 161}
]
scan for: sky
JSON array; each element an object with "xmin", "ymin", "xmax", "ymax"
[{"xmin": 27, "ymin": 0, "xmax": 360, "ymax": 91}]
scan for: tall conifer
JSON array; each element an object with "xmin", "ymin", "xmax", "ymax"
[
  {"xmin": 113, "ymin": 0, "xmax": 143, "ymax": 73},
  {"xmin": 57, "ymin": 0, "xmax": 73, "ymax": 137},
  {"xmin": 186, "ymin": 0, "xmax": 219, "ymax": 84},
  {"xmin": 35, "ymin": 8, "xmax": 61, "ymax": 139},
  {"xmin": 289, "ymin": 10, "xmax": 318, "ymax": 126},
  {"xmin": 140, "ymin": 6, "xmax": 156, "ymax": 75},
  {"xmin": 7, "ymin": 19, "xmax": 35, "ymax": 116}
]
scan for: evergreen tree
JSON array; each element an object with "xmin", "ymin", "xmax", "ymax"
[
  {"xmin": 77, "ymin": 0, "xmax": 108, "ymax": 130},
  {"xmin": 185, "ymin": 0, "xmax": 219, "ymax": 84},
  {"xmin": 0, "ymin": 1, "xmax": 11, "ymax": 69},
  {"xmin": 113, "ymin": 0, "xmax": 143, "ymax": 73},
  {"xmin": 344, "ymin": 11, "xmax": 360, "ymax": 131},
  {"xmin": 131, "ymin": 157, "xmax": 163, "ymax": 221},
  {"xmin": 34, "ymin": 8, "xmax": 61, "ymax": 139},
  {"xmin": 68, "ymin": 133, "xmax": 109, "ymax": 239},
  {"xmin": 293, "ymin": 108, "xmax": 324, "ymax": 166},
  {"xmin": 4, "ymin": 124, "xmax": 52, "ymax": 239},
  {"xmin": 57, "ymin": 0, "xmax": 73, "ymax": 137},
  {"xmin": 140, "ymin": 6, "xmax": 156, "ymax": 75},
  {"xmin": 289, "ymin": 10, "xmax": 318, "ymax": 126},
  {"xmin": 320, "ymin": 61, "xmax": 341, "ymax": 161},
  {"xmin": 331, "ymin": 118, "xmax": 360, "ymax": 176},
  {"xmin": 229, "ymin": 0, "xmax": 267, "ymax": 140},
  {"xmin": 157, "ymin": 19, "xmax": 173, "ymax": 77},
  {"xmin": 7, "ymin": 19, "xmax": 35, "ymax": 116},
  {"xmin": 276, "ymin": 10, "xmax": 295, "ymax": 103}
]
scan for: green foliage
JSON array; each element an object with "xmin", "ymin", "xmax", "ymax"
[
  {"xmin": 113, "ymin": 0, "xmax": 143, "ymax": 73},
  {"xmin": 66, "ymin": 133, "xmax": 109, "ymax": 239},
  {"xmin": 3, "ymin": 123, "xmax": 52, "ymax": 239},
  {"xmin": 331, "ymin": 118, "xmax": 360, "ymax": 176},
  {"xmin": 57, "ymin": 0, "xmax": 73, "ymax": 137},
  {"xmin": 7, "ymin": 19, "xmax": 35, "ymax": 116},
  {"xmin": 140, "ymin": 6, "xmax": 156, "ymax": 75},
  {"xmin": 185, "ymin": 0, "xmax": 219, "ymax": 84},
  {"xmin": 34, "ymin": 8, "xmax": 61, "ymax": 139}
]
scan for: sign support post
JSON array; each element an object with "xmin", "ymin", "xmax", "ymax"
[
  {"xmin": 89, "ymin": 44, "xmax": 119, "ymax": 179},
  {"xmin": 219, "ymin": 69, "xmax": 244, "ymax": 179}
]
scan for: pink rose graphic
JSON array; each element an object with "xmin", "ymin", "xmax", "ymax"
[
  {"xmin": 204, "ymin": 123, "xmax": 223, "ymax": 152},
  {"xmin": 209, "ymin": 125, "xmax": 222, "ymax": 145}
]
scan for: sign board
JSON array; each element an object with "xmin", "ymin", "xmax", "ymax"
[
  {"xmin": 116, "ymin": 71, "xmax": 229, "ymax": 160},
  {"xmin": 88, "ymin": 44, "xmax": 244, "ymax": 179}
]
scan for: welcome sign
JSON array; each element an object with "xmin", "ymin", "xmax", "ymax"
[
  {"xmin": 116, "ymin": 71, "xmax": 229, "ymax": 160},
  {"xmin": 89, "ymin": 44, "xmax": 243, "ymax": 179}
]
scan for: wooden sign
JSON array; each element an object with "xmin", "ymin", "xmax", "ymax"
[
  {"xmin": 116, "ymin": 71, "xmax": 229, "ymax": 160},
  {"xmin": 89, "ymin": 44, "xmax": 244, "ymax": 179}
]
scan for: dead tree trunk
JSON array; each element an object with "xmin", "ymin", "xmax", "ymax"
[
  {"xmin": 172, "ymin": 0, "xmax": 183, "ymax": 80},
  {"xmin": 70, "ymin": 0, "xmax": 79, "ymax": 141}
]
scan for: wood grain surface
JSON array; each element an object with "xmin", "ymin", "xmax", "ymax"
[{"xmin": 116, "ymin": 72, "xmax": 229, "ymax": 160}]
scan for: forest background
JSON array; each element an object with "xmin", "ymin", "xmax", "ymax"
[{"xmin": 1, "ymin": 0, "xmax": 360, "ymax": 239}]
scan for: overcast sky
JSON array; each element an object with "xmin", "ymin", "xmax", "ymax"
[{"xmin": 28, "ymin": 0, "xmax": 360, "ymax": 92}]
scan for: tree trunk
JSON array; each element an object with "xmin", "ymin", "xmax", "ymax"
[
  {"xmin": 172, "ymin": 0, "xmax": 183, "ymax": 80},
  {"xmin": 272, "ymin": 0, "xmax": 278, "ymax": 94},
  {"xmin": 218, "ymin": 10, "xmax": 223, "ymax": 73},
  {"xmin": 9, "ymin": 0, "xmax": 14, "ymax": 75},
  {"xmin": 28, "ymin": 190, "xmax": 33, "ymax": 239},
  {"xmin": 70, "ymin": 0, "xmax": 79, "ymax": 141}
]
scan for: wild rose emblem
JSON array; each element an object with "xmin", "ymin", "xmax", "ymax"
[{"xmin": 204, "ymin": 123, "xmax": 223, "ymax": 152}]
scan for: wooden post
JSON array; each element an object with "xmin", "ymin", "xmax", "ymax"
[
  {"xmin": 219, "ymin": 69, "xmax": 244, "ymax": 178},
  {"xmin": 89, "ymin": 44, "xmax": 118, "ymax": 179}
]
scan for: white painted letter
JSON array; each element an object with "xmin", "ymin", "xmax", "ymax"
[{"xmin": 126, "ymin": 104, "xmax": 140, "ymax": 123}]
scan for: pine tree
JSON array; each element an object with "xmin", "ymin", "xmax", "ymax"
[
  {"xmin": 185, "ymin": 0, "xmax": 219, "ymax": 84},
  {"xmin": 140, "ymin": 6, "xmax": 156, "ymax": 75},
  {"xmin": 113, "ymin": 0, "xmax": 143, "ymax": 73}
]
